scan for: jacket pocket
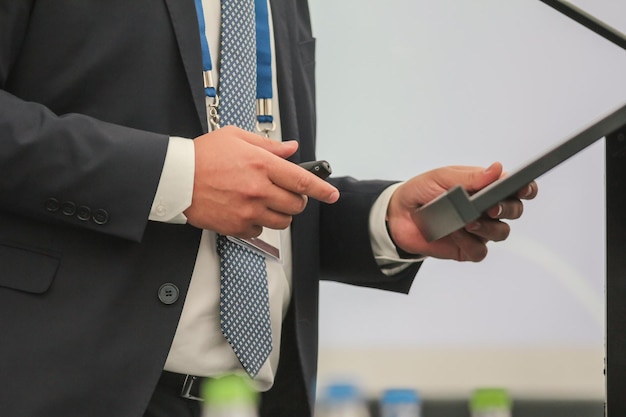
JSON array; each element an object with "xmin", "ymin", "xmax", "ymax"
[{"xmin": 0, "ymin": 243, "xmax": 59, "ymax": 294}]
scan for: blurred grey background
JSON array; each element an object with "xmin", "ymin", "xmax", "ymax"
[{"xmin": 308, "ymin": 0, "xmax": 626, "ymax": 400}]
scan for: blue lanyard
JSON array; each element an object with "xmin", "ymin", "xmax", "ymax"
[
  {"xmin": 193, "ymin": 0, "xmax": 216, "ymax": 99},
  {"xmin": 193, "ymin": 0, "xmax": 275, "ymax": 131},
  {"xmin": 254, "ymin": 0, "xmax": 273, "ymax": 126}
]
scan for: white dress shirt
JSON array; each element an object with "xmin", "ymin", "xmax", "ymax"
[{"xmin": 148, "ymin": 0, "xmax": 419, "ymax": 391}]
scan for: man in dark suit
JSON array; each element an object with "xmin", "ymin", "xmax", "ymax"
[{"xmin": 0, "ymin": 1, "xmax": 536, "ymax": 416}]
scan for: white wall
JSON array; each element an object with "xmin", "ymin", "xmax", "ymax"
[{"xmin": 308, "ymin": 0, "xmax": 626, "ymax": 399}]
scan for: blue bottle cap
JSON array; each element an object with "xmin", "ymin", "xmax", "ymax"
[
  {"xmin": 323, "ymin": 383, "xmax": 362, "ymax": 402},
  {"xmin": 381, "ymin": 388, "xmax": 420, "ymax": 404}
]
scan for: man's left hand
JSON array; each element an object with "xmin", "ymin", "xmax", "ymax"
[{"xmin": 386, "ymin": 162, "xmax": 538, "ymax": 262}]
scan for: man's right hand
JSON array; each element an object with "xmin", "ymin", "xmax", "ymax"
[{"xmin": 183, "ymin": 126, "xmax": 339, "ymax": 238}]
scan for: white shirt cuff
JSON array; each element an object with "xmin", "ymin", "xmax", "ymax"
[
  {"xmin": 369, "ymin": 182, "xmax": 424, "ymax": 276},
  {"xmin": 149, "ymin": 136, "xmax": 195, "ymax": 224}
]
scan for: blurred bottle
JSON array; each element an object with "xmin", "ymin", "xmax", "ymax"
[
  {"xmin": 469, "ymin": 388, "xmax": 512, "ymax": 417},
  {"xmin": 315, "ymin": 382, "xmax": 371, "ymax": 417},
  {"xmin": 202, "ymin": 374, "xmax": 259, "ymax": 417},
  {"xmin": 379, "ymin": 388, "xmax": 421, "ymax": 417}
]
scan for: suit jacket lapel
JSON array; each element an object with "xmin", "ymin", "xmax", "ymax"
[
  {"xmin": 270, "ymin": 0, "xmax": 299, "ymax": 146},
  {"xmin": 164, "ymin": 0, "xmax": 208, "ymax": 133}
]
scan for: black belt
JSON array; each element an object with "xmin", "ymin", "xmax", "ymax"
[{"xmin": 158, "ymin": 371, "xmax": 205, "ymax": 401}]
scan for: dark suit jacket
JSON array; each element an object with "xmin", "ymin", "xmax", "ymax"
[{"xmin": 0, "ymin": 1, "xmax": 420, "ymax": 416}]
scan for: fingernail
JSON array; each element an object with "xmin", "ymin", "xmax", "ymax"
[
  {"xmin": 327, "ymin": 191, "xmax": 340, "ymax": 203},
  {"xmin": 522, "ymin": 183, "xmax": 534, "ymax": 198},
  {"xmin": 496, "ymin": 204, "xmax": 503, "ymax": 217}
]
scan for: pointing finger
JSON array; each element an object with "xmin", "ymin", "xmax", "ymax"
[{"xmin": 268, "ymin": 160, "xmax": 339, "ymax": 204}]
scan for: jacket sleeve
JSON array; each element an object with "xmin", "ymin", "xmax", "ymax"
[
  {"xmin": 320, "ymin": 176, "xmax": 422, "ymax": 294},
  {"xmin": 0, "ymin": 1, "xmax": 170, "ymax": 243}
]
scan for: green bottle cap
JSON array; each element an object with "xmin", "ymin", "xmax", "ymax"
[
  {"xmin": 469, "ymin": 388, "xmax": 512, "ymax": 411},
  {"xmin": 202, "ymin": 374, "xmax": 259, "ymax": 406}
]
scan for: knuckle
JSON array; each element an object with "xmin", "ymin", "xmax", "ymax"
[
  {"xmin": 260, "ymin": 135, "xmax": 276, "ymax": 148},
  {"xmin": 294, "ymin": 173, "xmax": 313, "ymax": 194},
  {"xmin": 244, "ymin": 182, "xmax": 266, "ymax": 199},
  {"xmin": 239, "ymin": 205, "xmax": 260, "ymax": 223}
]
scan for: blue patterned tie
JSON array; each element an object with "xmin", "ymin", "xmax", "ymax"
[{"xmin": 216, "ymin": 0, "xmax": 272, "ymax": 378}]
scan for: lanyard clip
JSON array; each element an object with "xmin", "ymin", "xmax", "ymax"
[
  {"xmin": 202, "ymin": 71, "xmax": 220, "ymax": 130},
  {"xmin": 207, "ymin": 94, "xmax": 220, "ymax": 130},
  {"xmin": 256, "ymin": 98, "xmax": 276, "ymax": 137},
  {"xmin": 203, "ymin": 71, "xmax": 215, "ymax": 92}
]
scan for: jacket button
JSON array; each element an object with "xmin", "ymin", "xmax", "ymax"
[
  {"xmin": 61, "ymin": 201, "xmax": 76, "ymax": 216},
  {"xmin": 92, "ymin": 209, "xmax": 109, "ymax": 225},
  {"xmin": 45, "ymin": 198, "xmax": 60, "ymax": 212},
  {"xmin": 76, "ymin": 206, "xmax": 92, "ymax": 221},
  {"xmin": 158, "ymin": 283, "xmax": 180, "ymax": 305}
]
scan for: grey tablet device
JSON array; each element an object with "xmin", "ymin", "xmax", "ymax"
[{"xmin": 412, "ymin": 100, "xmax": 626, "ymax": 242}]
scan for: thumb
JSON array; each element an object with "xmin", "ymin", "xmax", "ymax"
[{"xmin": 464, "ymin": 161, "xmax": 503, "ymax": 193}]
